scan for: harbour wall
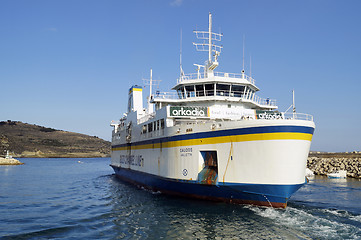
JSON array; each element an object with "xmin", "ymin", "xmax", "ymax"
[
  {"xmin": 0, "ymin": 157, "xmax": 24, "ymax": 165},
  {"xmin": 307, "ymin": 153, "xmax": 361, "ymax": 178}
]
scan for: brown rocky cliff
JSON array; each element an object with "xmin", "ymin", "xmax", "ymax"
[{"xmin": 0, "ymin": 120, "xmax": 110, "ymax": 158}]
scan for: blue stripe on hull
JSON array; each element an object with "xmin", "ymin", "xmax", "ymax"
[
  {"xmin": 111, "ymin": 166, "xmax": 305, "ymax": 208},
  {"xmin": 112, "ymin": 125, "xmax": 315, "ymax": 149}
]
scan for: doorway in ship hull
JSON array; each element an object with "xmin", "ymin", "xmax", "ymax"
[{"xmin": 198, "ymin": 151, "xmax": 218, "ymax": 185}]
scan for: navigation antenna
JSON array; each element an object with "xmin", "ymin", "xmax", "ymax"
[
  {"xmin": 193, "ymin": 13, "xmax": 223, "ymax": 76},
  {"xmin": 242, "ymin": 34, "xmax": 245, "ymax": 72},
  {"xmin": 249, "ymin": 55, "xmax": 252, "ymax": 78},
  {"xmin": 143, "ymin": 69, "xmax": 161, "ymax": 114},
  {"xmin": 292, "ymin": 90, "xmax": 295, "ymax": 112},
  {"xmin": 180, "ymin": 28, "xmax": 185, "ymax": 78},
  {"xmin": 285, "ymin": 89, "xmax": 297, "ymax": 119}
]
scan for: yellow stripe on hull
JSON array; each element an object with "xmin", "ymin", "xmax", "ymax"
[{"xmin": 112, "ymin": 132, "xmax": 313, "ymax": 151}]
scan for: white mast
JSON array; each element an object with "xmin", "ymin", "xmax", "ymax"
[
  {"xmin": 284, "ymin": 89, "xmax": 297, "ymax": 117},
  {"xmin": 148, "ymin": 69, "xmax": 153, "ymax": 114},
  {"xmin": 292, "ymin": 89, "xmax": 296, "ymax": 119},
  {"xmin": 193, "ymin": 13, "xmax": 223, "ymax": 74},
  {"xmin": 150, "ymin": 69, "xmax": 152, "ymax": 103},
  {"xmin": 208, "ymin": 12, "xmax": 212, "ymax": 64},
  {"xmin": 242, "ymin": 34, "xmax": 245, "ymax": 71},
  {"xmin": 180, "ymin": 28, "xmax": 184, "ymax": 78},
  {"xmin": 249, "ymin": 55, "xmax": 252, "ymax": 77},
  {"xmin": 143, "ymin": 69, "xmax": 161, "ymax": 114}
]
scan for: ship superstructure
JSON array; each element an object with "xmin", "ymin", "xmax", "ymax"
[{"xmin": 110, "ymin": 13, "xmax": 315, "ymax": 208}]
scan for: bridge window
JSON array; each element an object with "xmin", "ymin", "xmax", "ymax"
[
  {"xmin": 142, "ymin": 125, "xmax": 147, "ymax": 134},
  {"xmin": 205, "ymin": 84, "xmax": 214, "ymax": 96},
  {"xmin": 231, "ymin": 85, "xmax": 245, "ymax": 97},
  {"xmin": 177, "ymin": 88, "xmax": 185, "ymax": 99},
  {"xmin": 160, "ymin": 119, "xmax": 165, "ymax": 129},
  {"xmin": 216, "ymin": 84, "xmax": 230, "ymax": 96},
  {"xmin": 156, "ymin": 120, "xmax": 160, "ymax": 130},
  {"xmin": 148, "ymin": 123, "xmax": 153, "ymax": 132},
  {"xmin": 195, "ymin": 85, "xmax": 205, "ymax": 97},
  {"xmin": 185, "ymin": 85, "xmax": 195, "ymax": 98}
]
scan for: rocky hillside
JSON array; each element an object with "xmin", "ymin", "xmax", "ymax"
[{"xmin": 0, "ymin": 120, "xmax": 110, "ymax": 158}]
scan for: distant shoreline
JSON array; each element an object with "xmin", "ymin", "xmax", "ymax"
[
  {"xmin": 11, "ymin": 152, "xmax": 110, "ymax": 158},
  {"xmin": 309, "ymin": 151, "xmax": 361, "ymax": 158},
  {"xmin": 13, "ymin": 156, "xmax": 110, "ymax": 159}
]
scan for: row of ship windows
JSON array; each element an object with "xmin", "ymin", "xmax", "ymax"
[
  {"xmin": 176, "ymin": 84, "xmax": 254, "ymax": 98},
  {"xmin": 142, "ymin": 119, "xmax": 165, "ymax": 134}
]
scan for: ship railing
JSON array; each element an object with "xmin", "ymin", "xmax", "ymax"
[
  {"xmin": 178, "ymin": 72, "xmax": 205, "ymax": 82},
  {"xmin": 173, "ymin": 113, "xmax": 313, "ymax": 126},
  {"xmin": 153, "ymin": 91, "xmax": 179, "ymax": 99},
  {"xmin": 153, "ymin": 90, "xmax": 276, "ymax": 107},
  {"xmin": 173, "ymin": 119, "xmax": 224, "ymax": 126},
  {"xmin": 283, "ymin": 112, "xmax": 314, "ymax": 121},
  {"xmin": 177, "ymin": 71, "xmax": 255, "ymax": 85},
  {"xmin": 242, "ymin": 93, "xmax": 277, "ymax": 106}
]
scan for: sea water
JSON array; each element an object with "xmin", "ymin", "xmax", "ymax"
[{"xmin": 1, "ymin": 158, "xmax": 361, "ymax": 239}]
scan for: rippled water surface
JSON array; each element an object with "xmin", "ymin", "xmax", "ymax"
[{"xmin": 1, "ymin": 158, "xmax": 361, "ymax": 239}]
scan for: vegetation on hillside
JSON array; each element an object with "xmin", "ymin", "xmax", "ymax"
[{"xmin": 0, "ymin": 120, "xmax": 110, "ymax": 158}]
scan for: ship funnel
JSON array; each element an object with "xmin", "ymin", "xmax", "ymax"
[{"xmin": 127, "ymin": 85, "xmax": 143, "ymax": 113}]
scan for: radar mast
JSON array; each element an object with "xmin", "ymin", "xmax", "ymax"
[{"xmin": 193, "ymin": 13, "xmax": 223, "ymax": 76}]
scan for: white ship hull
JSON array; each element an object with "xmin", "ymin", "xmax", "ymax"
[{"xmin": 111, "ymin": 119, "xmax": 314, "ymax": 208}]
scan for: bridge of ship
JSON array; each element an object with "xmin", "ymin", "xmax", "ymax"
[{"xmin": 151, "ymin": 71, "xmax": 277, "ymax": 110}]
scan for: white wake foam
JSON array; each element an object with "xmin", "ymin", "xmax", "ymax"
[{"xmin": 246, "ymin": 206, "xmax": 361, "ymax": 239}]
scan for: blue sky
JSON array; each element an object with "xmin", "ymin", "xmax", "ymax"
[{"xmin": 1, "ymin": 0, "xmax": 360, "ymax": 152}]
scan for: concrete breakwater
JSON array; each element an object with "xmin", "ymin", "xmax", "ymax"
[
  {"xmin": 0, "ymin": 157, "xmax": 24, "ymax": 165},
  {"xmin": 307, "ymin": 153, "xmax": 361, "ymax": 178}
]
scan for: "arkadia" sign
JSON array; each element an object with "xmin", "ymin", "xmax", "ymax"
[
  {"xmin": 169, "ymin": 106, "xmax": 207, "ymax": 117},
  {"xmin": 256, "ymin": 110, "xmax": 284, "ymax": 120}
]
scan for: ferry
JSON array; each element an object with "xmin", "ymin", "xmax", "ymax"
[{"xmin": 110, "ymin": 13, "xmax": 315, "ymax": 208}]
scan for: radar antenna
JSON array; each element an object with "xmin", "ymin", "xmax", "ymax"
[
  {"xmin": 193, "ymin": 64, "xmax": 205, "ymax": 79},
  {"xmin": 193, "ymin": 13, "xmax": 223, "ymax": 75}
]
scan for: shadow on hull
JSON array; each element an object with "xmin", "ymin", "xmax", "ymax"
[{"xmin": 111, "ymin": 165, "xmax": 305, "ymax": 208}]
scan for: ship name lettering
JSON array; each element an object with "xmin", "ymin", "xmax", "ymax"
[
  {"xmin": 180, "ymin": 153, "xmax": 192, "ymax": 157},
  {"xmin": 119, "ymin": 154, "xmax": 144, "ymax": 167},
  {"xmin": 180, "ymin": 147, "xmax": 192, "ymax": 152}
]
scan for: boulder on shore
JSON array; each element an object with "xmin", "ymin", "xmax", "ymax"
[
  {"xmin": 0, "ymin": 157, "xmax": 24, "ymax": 165},
  {"xmin": 307, "ymin": 154, "xmax": 361, "ymax": 179}
]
